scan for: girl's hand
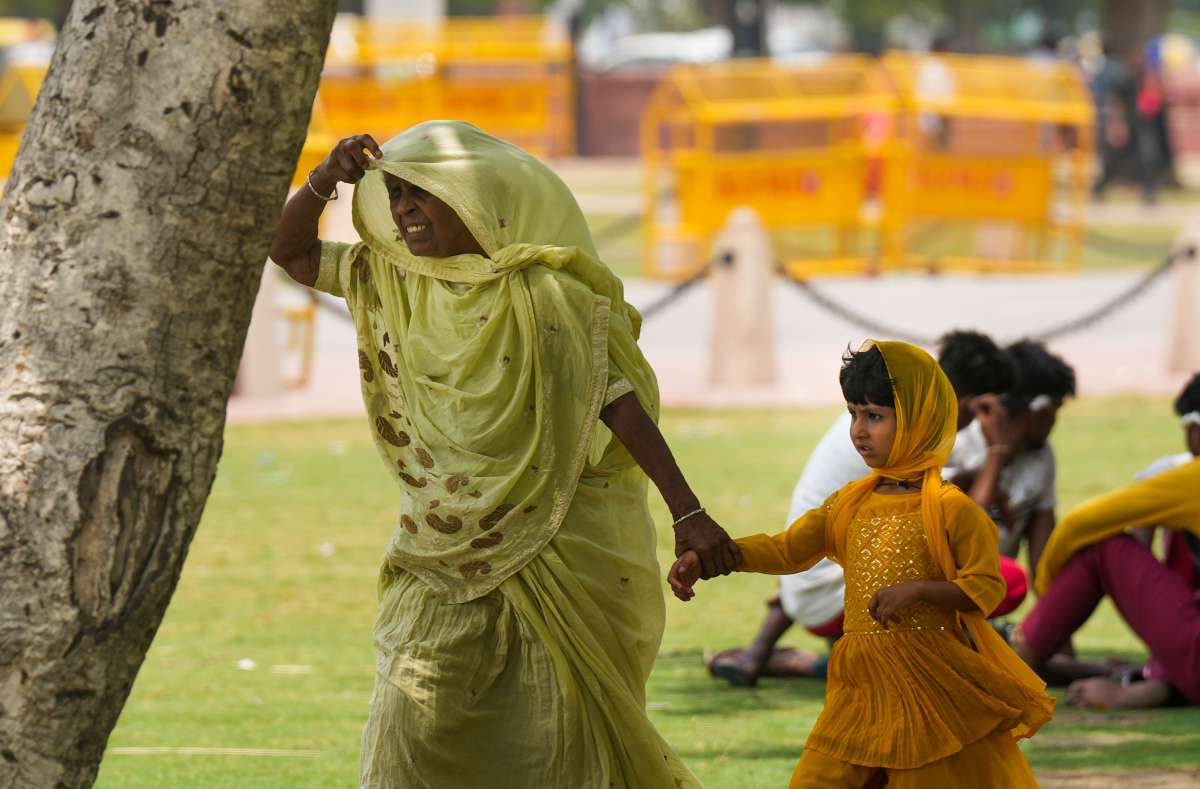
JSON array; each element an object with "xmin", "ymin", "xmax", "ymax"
[
  {"xmin": 667, "ymin": 551, "xmax": 702, "ymax": 601},
  {"xmin": 316, "ymin": 134, "xmax": 383, "ymax": 187},
  {"xmin": 868, "ymin": 581, "xmax": 924, "ymax": 628}
]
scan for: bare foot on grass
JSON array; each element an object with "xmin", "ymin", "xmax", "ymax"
[{"xmin": 1067, "ymin": 677, "xmax": 1170, "ymax": 709}]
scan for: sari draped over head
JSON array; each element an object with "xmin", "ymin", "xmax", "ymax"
[
  {"xmin": 827, "ymin": 341, "xmax": 1052, "ymax": 739},
  {"xmin": 314, "ymin": 121, "xmax": 697, "ymax": 788},
  {"xmin": 333, "ymin": 121, "xmax": 659, "ymax": 604}
]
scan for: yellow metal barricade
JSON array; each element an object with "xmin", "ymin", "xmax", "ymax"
[
  {"xmin": 316, "ymin": 15, "xmax": 573, "ymax": 158},
  {"xmin": 0, "ymin": 63, "xmax": 44, "ymax": 177},
  {"xmin": 294, "ymin": 98, "xmax": 337, "ymax": 184},
  {"xmin": 641, "ymin": 57, "xmax": 894, "ymax": 280},
  {"xmin": 879, "ymin": 51, "xmax": 1094, "ymax": 273}
]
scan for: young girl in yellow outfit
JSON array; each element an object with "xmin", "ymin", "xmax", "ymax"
[{"xmin": 670, "ymin": 340, "xmax": 1055, "ymax": 787}]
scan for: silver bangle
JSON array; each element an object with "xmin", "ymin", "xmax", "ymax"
[
  {"xmin": 671, "ymin": 506, "xmax": 705, "ymax": 528},
  {"xmin": 306, "ymin": 171, "xmax": 337, "ymax": 201}
]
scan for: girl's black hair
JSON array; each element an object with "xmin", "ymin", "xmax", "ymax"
[
  {"xmin": 840, "ymin": 345, "xmax": 895, "ymax": 407},
  {"xmin": 1175, "ymin": 373, "xmax": 1200, "ymax": 416}
]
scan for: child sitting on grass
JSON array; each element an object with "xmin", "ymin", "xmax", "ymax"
[{"xmin": 669, "ymin": 340, "xmax": 1054, "ymax": 788}]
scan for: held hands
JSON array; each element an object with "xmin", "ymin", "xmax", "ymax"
[
  {"xmin": 667, "ymin": 551, "xmax": 701, "ymax": 601},
  {"xmin": 315, "ymin": 134, "xmax": 384, "ymax": 188},
  {"xmin": 867, "ymin": 581, "xmax": 925, "ymax": 628},
  {"xmin": 673, "ymin": 511, "xmax": 741, "ymax": 579}
]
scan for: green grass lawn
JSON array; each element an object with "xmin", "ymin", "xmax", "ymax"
[{"xmin": 96, "ymin": 398, "xmax": 1200, "ymax": 787}]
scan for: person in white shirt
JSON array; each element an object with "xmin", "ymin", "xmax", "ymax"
[{"xmin": 707, "ymin": 331, "xmax": 1016, "ymax": 686}]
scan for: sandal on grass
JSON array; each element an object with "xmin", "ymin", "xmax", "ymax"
[{"xmin": 706, "ymin": 648, "xmax": 762, "ymax": 688}]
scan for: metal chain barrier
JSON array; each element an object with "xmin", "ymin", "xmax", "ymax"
[
  {"xmin": 1027, "ymin": 247, "xmax": 1189, "ymax": 341},
  {"xmin": 308, "ymin": 243, "xmax": 1192, "ymax": 344},
  {"xmin": 636, "ymin": 264, "xmax": 711, "ymax": 321},
  {"xmin": 782, "ymin": 276, "xmax": 939, "ymax": 346},
  {"xmin": 781, "ymin": 245, "xmax": 1193, "ymax": 344}
]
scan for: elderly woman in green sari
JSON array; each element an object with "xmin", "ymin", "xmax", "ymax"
[{"xmin": 269, "ymin": 122, "xmax": 738, "ymax": 788}]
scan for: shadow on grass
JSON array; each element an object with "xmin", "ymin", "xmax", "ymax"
[
  {"xmin": 675, "ymin": 743, "xmax": 808, "ymax": 762},
  {"xmin": 649, "ymin": 653, "xmax": 827, "ymax": 718},
  {"xmin": 650, "ymin": 648, "xmax": 1200, "ymax": 777},
  {"xmin": 1028, "ymin": 735, "xmax": 1200, "ymax": 771}
]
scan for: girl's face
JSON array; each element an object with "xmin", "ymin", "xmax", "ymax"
[
  {"xmin": 848, "ymin": 401, "xmax": 897, "ymax": 468},
  {"xmin": 384, "ymin": 173, "xmax": 485, "ymax": 258}
]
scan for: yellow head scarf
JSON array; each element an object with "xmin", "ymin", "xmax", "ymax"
[
  {"xmin": 828, "ymin": 341, "xmax": 1051, "ymax": 738},
  {"xmin": 340, "ymin": 121, "xmax": 658, "ymax": 603},
  {"xmin": 826, "ymin": 340, "xmax": 957, "ymax": 559}
]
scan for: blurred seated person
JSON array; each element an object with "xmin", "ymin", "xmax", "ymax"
[
  {"xmin": 944, "ymin": 340, "xmax": 1077, "ymax": 592},
  {"xmin": 1013, "ymin": 374, "xmax": 1200, "ymax": 709},
  {"xmin": 707, "ymin": 331, "xmax": 1015, "ymax": 686}
]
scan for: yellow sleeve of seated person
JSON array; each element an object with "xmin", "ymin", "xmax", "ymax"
[
  {"xmin": 735, "ymin": 493, "xmax": 834, "ymax": 575},
  {"xmin": 1036, "ymin": 458, "xmax": 1200, "ymax": 595},
  {"xmin": 942, "ymin": 489, "xmax": 1006, "ymax": 615}
]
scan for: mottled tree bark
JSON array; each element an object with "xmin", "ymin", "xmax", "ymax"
[{"xmin": 0, "ymin": 2, "xmax": 336, "ymax": 786}]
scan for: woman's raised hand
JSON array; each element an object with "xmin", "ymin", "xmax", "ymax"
[{"xmin": 316, "ymin": 134, "xmax": 384, "ymax": 186}]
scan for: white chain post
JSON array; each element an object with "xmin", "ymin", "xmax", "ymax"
[
  {"xmin": 1168, "ymin": 223, "xmax": 1200, "ymax": 374},
  {"xmin": 235, "ymin": 263, "xmax": 284, "ymax": 397},
  {"xmin": 708, "ymin": 206, "xmax": 778, "ymax": 389}
]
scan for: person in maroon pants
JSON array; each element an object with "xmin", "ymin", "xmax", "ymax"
[{"xmin": 1013, "ymin": 374, "xmax": 1200, "ymax": 708}]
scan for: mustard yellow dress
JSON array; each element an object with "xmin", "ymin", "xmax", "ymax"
[{"xmin": 737, "ymin": 489, "xmax": 1048, "ymax": 787}]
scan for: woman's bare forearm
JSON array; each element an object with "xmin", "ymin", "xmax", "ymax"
[
  {"xmin": 600, "ymin": 392, "xmax": 698, "ymax": 517},
  {"xmin": 600, "ymin": 391, "xmax": 738, "ymax": 575},
  {"xmin": 269, "ymin": 166, "xmax": 338, "ymax": 287}
]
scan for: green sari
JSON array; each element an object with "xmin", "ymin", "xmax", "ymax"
[{"xmin": 313, "ymin": 121, "xmax": 698, "ymax": 788}]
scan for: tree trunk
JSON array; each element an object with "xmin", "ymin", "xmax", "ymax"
[
  {"xmin": 0, "ymin": 2, "xmax": 335, "ymax": 786},
  {"xmin": 1103, "ymin": 0, "xmax": 1171, "ymax": 58}
]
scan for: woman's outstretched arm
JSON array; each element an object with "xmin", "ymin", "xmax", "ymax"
[
  {"xmin": 601, "ymin": 391, "xmax": 741, "ymax": 578},
  {"xmin": 269, "ymin": 134, "xmax": 382, "ymax": 286}
]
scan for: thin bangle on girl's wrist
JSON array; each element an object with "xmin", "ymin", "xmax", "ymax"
[{"xmin": 671, "ymin": 506, "xmax": 705, "ymax": 528}]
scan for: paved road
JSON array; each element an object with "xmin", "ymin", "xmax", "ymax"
[{"xmin": 228, "ymin": 265, "xmax": 1190, "ymax": 422}]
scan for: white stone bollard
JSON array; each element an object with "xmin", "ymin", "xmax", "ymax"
[
  {"xmin": 235, "ymin": 263, "xmax": 284, "ymax": 397},
  {"xmin": 708, "ymin": 206, "xmax": 777, "ymax": 389},
  {"xmin": 1168, "ymin": 224, "xmax": 1200, "ymax": 375}
]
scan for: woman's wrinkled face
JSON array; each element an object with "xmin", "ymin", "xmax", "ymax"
[
  {"xmin": 848, "ymin": 400, "xmax": 897, "ymax": 469},
  {"xmin": 384, "ymin": 172, "xmax": 485, "ymax": 258}
]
